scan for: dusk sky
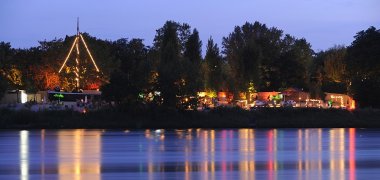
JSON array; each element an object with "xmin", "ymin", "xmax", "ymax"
[{"xmin": 1, "ymin": 0, "xmax": 379, "ymax": 54}]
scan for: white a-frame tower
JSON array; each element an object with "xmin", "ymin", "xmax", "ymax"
[{"xmin": 58, "ymin": 18, "xmax": 100, "ymax": 89}]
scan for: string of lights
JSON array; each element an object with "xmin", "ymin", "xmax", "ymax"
[{"xmin": 58, "ymin": 18, "xmax": 100, "ymax": 89}]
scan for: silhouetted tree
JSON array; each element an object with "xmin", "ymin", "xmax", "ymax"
[
  {"xmin": 223, "ymin": 21, "xmax": 313, "ymax": 97},
  {"xmin": 155, "ymin": 21, "xmax": 182, "ymax": 107},
  {"xmin": 312, "ymin": 46, "xmax": 348, "ymax": 94},
  {"xmin": 278, "ymin": 37, "xmax": 313, "ymax": 90},
  {"xmin": 346, "ymin": 26, "xmax": 380, "ymax": 108},
  {"xmin": 0, "ymin": 42, "xmax": 15, "ymax": 88},
  {"xmin": 101, "ymin": 38, "xmax": 150, "ymax": 105},
  {"xmin": 204, "ymin": 37, "xmax": 223, "ymax": 92},
  {"xmin": 223, "ymin": 22, "xmax": 264, "ymax": 96},
  {"xmin": 183, "ymin": 29, "xmax": 202, "ymax": 95},
  {"xmin": 0, "ymin": 76, "xmax": 7, "ymax": 99}
]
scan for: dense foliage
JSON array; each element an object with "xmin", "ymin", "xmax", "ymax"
[
  {"xmin": 346, "ymin": 27, "xmax": 380, "ymax": 108},
  {"xmin": 0, "ymin": 22, "xmax": 378, "ymax": 108}
]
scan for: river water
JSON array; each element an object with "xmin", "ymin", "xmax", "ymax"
[{"xmin": 0, "ymin": 129, "xmax": 379, "ymax": 179}]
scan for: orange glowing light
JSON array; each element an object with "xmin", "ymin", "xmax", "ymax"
[
  {"xmin": 87, "ymin": 82, "xmax": 100, "ymax": 90},
  {"xmin": 331, "ymin": 95, "xmax": 344, "ymax": 107},
  {"xmin": 349, "ymin": 128, "xmax": 356, "ymax": 180},
  {"xmin": 350, "ymin": 100, "xmax": 356, "ymax": 110}
]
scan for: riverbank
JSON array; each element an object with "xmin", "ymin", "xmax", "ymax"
[{"xmin": 1, "ymin": 107, "xmax": 380, "ymax": 129}]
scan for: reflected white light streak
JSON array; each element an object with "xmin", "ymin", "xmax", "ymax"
[{"xmin": 20, "ymin": 130, "xmax": 29, "ymax": 180}]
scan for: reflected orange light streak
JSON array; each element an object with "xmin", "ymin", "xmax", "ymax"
[
  {"xmin": 221, "ymin": 130, "xmax": 227, "ymax": 180},
  {"xmin": 297, "ymin": 129, "xmax": 324, "ymax": 179},
  {"xmin": 184, "ymin": 132, "xmax": 193, "ymax": 180},
  {"xmin": 349, "ymin": 128, "xmax": 356, "ymax": 180},
  {"xmin": 318, "ymin": 129, "xmax": 322, "ymax": 179},
  {"xmin": 298, "ymin": 129, "xmax": 303, "ymax": 180},
  {"xmin": 267, "ymin": 129, "xmax": 277, "ymax": 180},
  {"xmin": 330, "ymin": 129, "xmax": 335, "ymax": 180},
  {"xmin": 40, "ymin": 130, "xmax": 45, "ymax": 177},
  {"xmin": 329, "ymin": 129, "xmax": 345, "ymax": 180},
  {"xmin": 238, "ymin": 129, "xmax": 255, "ymax": 180},
  {"xmin": 339, "ymin": 129, "xmax": 345, "ymax": 180},
  {"xmin": 211, "ymin": 130, "xmax": 215, "ymax": 179},
  {"xmin": 58, "ymin": 130, "xmax": 101, "ymax": 180}
]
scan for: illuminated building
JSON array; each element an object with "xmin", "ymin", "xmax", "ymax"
[{"xmin": 325, "ymin": 93, "xmax": 355, "ymax": 110}]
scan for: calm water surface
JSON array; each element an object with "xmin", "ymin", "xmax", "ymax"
[{"xmin": 0, "ymin": 128, "xmax": 379, "ymax": 179}]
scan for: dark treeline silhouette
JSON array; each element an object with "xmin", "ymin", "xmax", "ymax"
[{"xmin": 0, "ymin": 21, "xmax": 379, "ymax": 108}]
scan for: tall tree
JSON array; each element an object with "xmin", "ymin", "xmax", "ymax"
[
  {"xmin": 346, "ymin": 26, "xmax": 380, "ymax": 108},
  {"xmin": 155, "ymin": 21, "xmax": 182, "ymax": 107},
  {"xmin": 223, "ymin": 22, "xmax": 269, "ymax": 94},
  {"xmin": 223, "ymin": 22, "xmax": 281, "ymax": 95},
  {"xmin": 101, "ymin": 38, "xmax": 150, "ymax": 105},
  {"xmin": 183, "ymin": 29, "xmax": 202, "ymax": 95},
  {"xmin": 0, "ymin": 75, "xmax": 6, "ymax": 99},
  {"xmin": 204, "ymin": 37, "xmax": 223, "ymax": 92},
  {"xmin": 223, "ymin": 26, "xmax": 244, "ymax": 94},
  {"xmin": 0, "ymin": 42, "xmax": 15, "ymax": 87},
  {"xmin": 312, "ymin": 46, "xmax": 348, "ymax": 94},
  {"xmin": 153, "ymin": 21, "xmax": 202, "ymax": 107},
  {"xmin": 278, "ymin": 37, "xmax": 313, "ymax": 90},
  {"xmin": 323, "ymin": 46, "xmax": 347, "ymax": 83}
]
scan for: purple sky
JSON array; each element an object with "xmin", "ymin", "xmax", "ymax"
[{"xmin": 1, "ymin": 0, "xmax": 379, "ymax": 53}]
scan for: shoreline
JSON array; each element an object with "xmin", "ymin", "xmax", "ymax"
[{"xmin": 1, "ymin": 107, "xmax": 380, "ymax": 129}]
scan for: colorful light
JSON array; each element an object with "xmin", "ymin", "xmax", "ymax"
[
  {"xmin": 53, "ymin": 93, "xmax": 64, "ymax": 99},
  {"xmin": 350, "ymin": 100, "xmax": 356, "ymax": 110}
]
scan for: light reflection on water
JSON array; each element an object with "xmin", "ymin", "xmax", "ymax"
[
  {"xmin": 57, "ymin": 130, "xmax": 101, "ymax": 180},
  {"xmin": 19, "ymin": 130, "xmax": 28, "ymax": 180},
  {"xmin": 0, "ymin": 128, "xmax": 379, "ymax": 179}
]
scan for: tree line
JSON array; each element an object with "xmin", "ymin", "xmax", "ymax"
[{"xmin": 0, "ymin": 21, "xmax": 379, "ymax": 108}]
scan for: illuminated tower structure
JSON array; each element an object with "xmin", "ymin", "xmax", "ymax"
[{"xmin": 58, "ymin": 18, "xmax": 100, "ymax": 90}]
